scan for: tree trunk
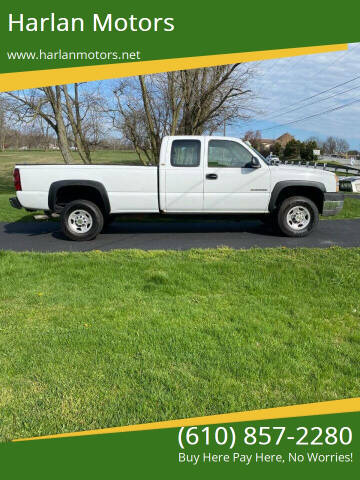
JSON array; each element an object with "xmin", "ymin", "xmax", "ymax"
[
  {"xmin": 139, "ymin": 75, "xmax": 161, "ymax": 161},
  {"xmin": 62, "ymin": 85, "xmax": 90, "ymax": 164},
  {"xmin": 56, "ymin": 121, "xmax": 72, "ymax": 164},
  {"xmin": 74, "ymin": 83, "xmax": 92, "ymax": 163},
  {"xmin": 52, "ymin": 86, "xmax": 73, "ymax": 164}
]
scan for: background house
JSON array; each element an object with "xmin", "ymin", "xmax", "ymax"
[{"xmin": 260, "ymin": 133, "xmax": 295, "ymax": 150}]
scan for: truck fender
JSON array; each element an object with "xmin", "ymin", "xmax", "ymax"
[
  {"xmin": 269, "ymin": 180, "xmax": 326, "ymax": 212},
  {"xmin": 48, "ymin": 180, "xmax": 111, "ymax": 214}
]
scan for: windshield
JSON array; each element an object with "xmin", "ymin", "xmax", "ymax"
[{"xmin": 246, "ymin": 143, "xmax": 270, "ymax": 165}]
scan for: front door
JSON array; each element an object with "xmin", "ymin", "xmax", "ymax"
[{"xmin": 203, "ymin": 139, "xmax": 270, "ymax": 212}]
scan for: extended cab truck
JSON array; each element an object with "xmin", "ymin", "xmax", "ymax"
[{"xmin": 10, "ymin": 136, "xmax": 344, "ymax": 241}]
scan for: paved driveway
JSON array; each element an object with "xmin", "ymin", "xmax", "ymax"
[{"xmin": 1, "ymin": 218, "xmax": 360, "ymax": 252}]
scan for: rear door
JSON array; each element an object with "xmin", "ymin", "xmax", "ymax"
[
  {"xmin": 164, "ymin": 137, "xmax": 204, "ymax": 212},
  {"xmin": 203, "ymin": 138, "xmax": 270, "ymax": 212}
]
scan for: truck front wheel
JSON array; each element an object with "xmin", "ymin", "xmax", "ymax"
[
  {"xmin": 61, "ymin": 200, "xmax": 104, "ymax": 241},
  {"xmin": 276, "ymin": 196, "xmax": 319, "ymax": 237}
]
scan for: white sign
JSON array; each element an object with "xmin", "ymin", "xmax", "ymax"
[{"xmin": 313, "ymin": 149, "xmax": 320, "ymax": 156}]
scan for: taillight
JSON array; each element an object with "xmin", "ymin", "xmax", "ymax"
[{"xmin": 13, "ymin": 168, "xmax": 22, "ymax": 191}]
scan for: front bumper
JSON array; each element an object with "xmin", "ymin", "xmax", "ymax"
[
  {"xmin": 9, "ymin": 196, "xmax": 22, "ymax": 209},
  {"xmin": 322, "ymin": 192, "xmax": 344, "ymax": 216}
]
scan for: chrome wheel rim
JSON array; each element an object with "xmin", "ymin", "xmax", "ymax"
[
  {"xmin": 68, "ymin": 209, "xmax": 93, "ymax": 234},
  {"xmin": 286, "ymin": 205, "xmax": 311, "ymax": 231}
]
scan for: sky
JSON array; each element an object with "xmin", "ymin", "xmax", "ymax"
[{"xmin": 227, "ymin": 42, "xmax": 360, "ymax": 149}]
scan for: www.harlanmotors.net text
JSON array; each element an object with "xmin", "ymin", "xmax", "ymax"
[{"xmin": 6, "ymin": 49, "xmax": 142, "ymax": 61}]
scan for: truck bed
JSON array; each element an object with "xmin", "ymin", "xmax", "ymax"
[{"xmin": 16, "ymin": 164, "xmax": 159, "ymax": 213}]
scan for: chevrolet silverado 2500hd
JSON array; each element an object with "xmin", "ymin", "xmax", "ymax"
[{"xmin": 10, "ymin": 136, "xmax": 344, "ymax": 241}]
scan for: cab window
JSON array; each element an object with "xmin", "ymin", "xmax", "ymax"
[
  {"xmin": 171, "ymin": 140, "xmax": 201, "ymax": 167},
  {"xmin": 208, "ymin": 140, "xmax": 253, "ymax": 168}
]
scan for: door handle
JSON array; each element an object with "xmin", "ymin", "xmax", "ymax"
[{"xmin": 206, "ymin": 173, "xmax": 218, "ymax": 180}]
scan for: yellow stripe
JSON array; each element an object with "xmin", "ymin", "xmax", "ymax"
[
  {"xmin": 13, "ymin": 397, "xmax": 360, "ymax": 442},
  {"xmin": 0, "ymin": 43, "xmax": 347, "ymax": 93}
]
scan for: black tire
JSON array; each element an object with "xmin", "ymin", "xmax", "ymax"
[
  {"xmin": 60, "ymin": 200, "xmax": 104, "ymax": 241},
  {"xmin": 276, "ymin": 196, "xmax": 319, "ymax": 237}
]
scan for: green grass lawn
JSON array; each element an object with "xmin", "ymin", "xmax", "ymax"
[
  {"xmin": 324, "ymin": 197, "xmax": 360, "ymax": 220},
  {"xmin": 0, "ymin": 247, "xmax": 359, "ymax": 441},
  {"xmin": 0, "ymin": 193, "xmax": 42, "ymax": 222}
]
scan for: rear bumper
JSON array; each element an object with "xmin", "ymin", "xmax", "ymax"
[
  {"xmin": 322, "ymin": 192, "xmax": 344, "ymax": 216},
  {"xmin": 9, "ymin": 196, "xmax": 22, "ymax": 209}
]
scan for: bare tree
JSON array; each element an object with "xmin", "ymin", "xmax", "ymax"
[
  {"xmin": 111, "ymin": 81, "xmax": 152, "ymax": 164},
  {"xmin": 6, "ymin": 87, "xmax": 74, "ymax": 163},
  {"xmin": 323, "ymin": 136, "xmax": 337, "ymax": 155},
  {"xmin": 63, "ymin": 83, "xmax": 108, "ymax": 159},
  {"xmin": 335, "ymin": 137, "xmax": 349, "ymax": 154},
  {"xmin": 38, "ymin": 117, "xmax": 52, "ymax": 150},
  {"xmin": 44, "ymin": 86, "xmax": 74, "ymax": 163},
  {"xmin": 323, "ymin": 136, "xmax": 349, "ymax": 155},
  {"xmin": 0, "ymin": 97, "xmax": 8, "ymax": 151},
  {"xmin": 82, "ymin": 94, "xmax": 108, "ymax": 149},
  {"xmin": 111, "ymin": 64, "xmax": 256, "ymax": 163},
  {"xmin": 62, "ymin": 84, "xmax": 91, "ymax": 163}
]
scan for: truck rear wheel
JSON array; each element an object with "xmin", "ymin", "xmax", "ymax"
[
  {"xmin": 61, "ymin": 200, "xmax": 104, "ymax": 241},
  {"xmin": 277, "ymin": 196, "xmax": 319, "ymax": 237}
]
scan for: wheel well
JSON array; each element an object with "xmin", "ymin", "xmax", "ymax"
[
  {"xmin": 274, "ymin": 186, "xmax": 324, "ymax": 213},
  {"xmin": 54, "ymin": 185, "xmax": 107, "ymax": 214}
]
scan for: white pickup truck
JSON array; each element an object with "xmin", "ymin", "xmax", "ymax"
[{"xmin": 10, "ymin": 136, "xmax": 344, "ymax": 241}]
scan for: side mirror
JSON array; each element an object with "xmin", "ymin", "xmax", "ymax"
[{"xmin": 250, "ymin": 157, "xmax": 261, "ymax": 168}]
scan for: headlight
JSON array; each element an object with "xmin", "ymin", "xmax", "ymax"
[{"xmin": 335, "ymin": 175, "xmax": 339, "ymax": 192}]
